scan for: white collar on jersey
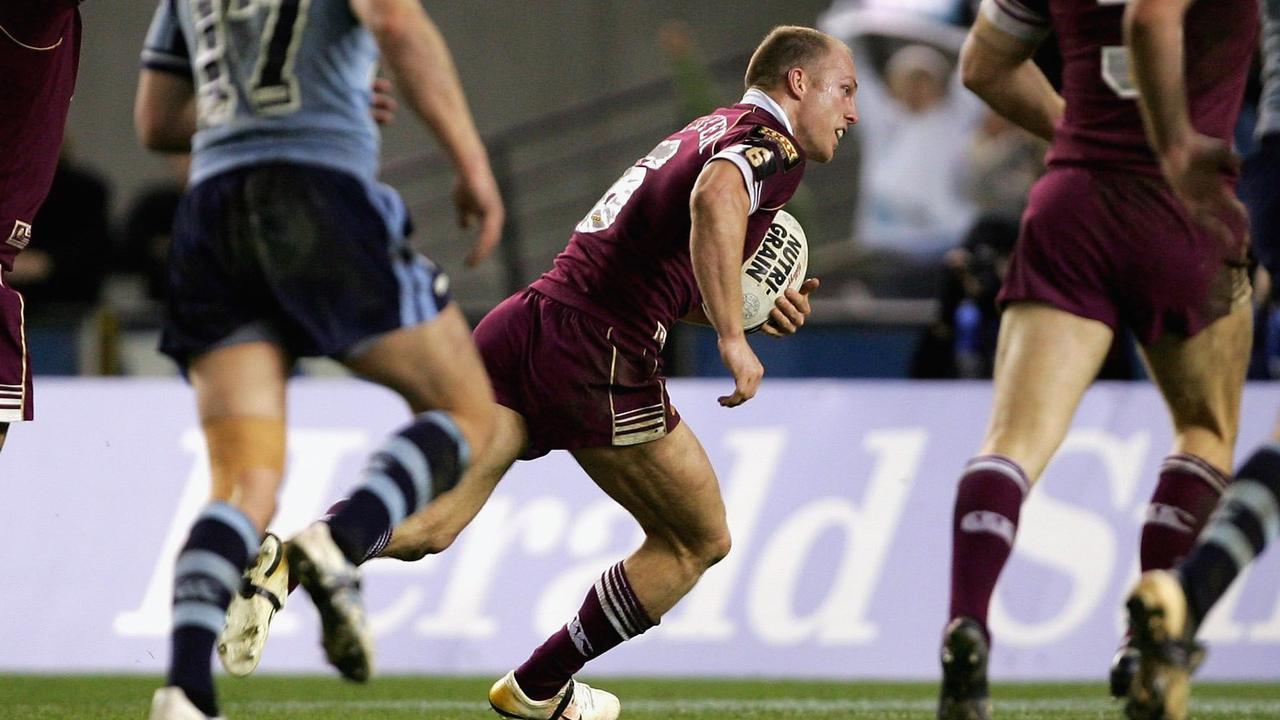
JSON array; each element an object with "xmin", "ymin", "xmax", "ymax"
[{"xmin": 741, "ymin": 88, "xmax": 794, "ymax": 135}]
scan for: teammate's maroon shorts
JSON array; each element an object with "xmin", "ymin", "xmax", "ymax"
[
  {"xmin": 474, "ymin": 288, "xmax": 680, "ymax": 460},
  {"xmin": 0, "ymin": 277, "xmax": 31, "ymax": 421},
  {"xmin": 1000, "ymin": 166, "xmax": 1250, "ymax": 345}
]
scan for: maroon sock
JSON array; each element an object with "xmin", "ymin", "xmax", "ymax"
[
  {"xmin": 1140, "ymin": 454, "xmax": 1227, "ymax": 571},
  {"xmin": 948, "ymin": 455, "xmax": 1029, "ymax": 638},
  {"xmin": 513, "ymin": 561, "xmax": 656, "ymax": 701}
]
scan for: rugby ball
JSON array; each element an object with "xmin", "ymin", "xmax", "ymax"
[{"xmin": 742, "ymin": 209, "xmax": 808, "ymax": 332}]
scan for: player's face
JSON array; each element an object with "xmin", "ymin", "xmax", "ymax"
[{"xmin": 793, "ymin": 47, "xmax": 859, "ymax": 163}]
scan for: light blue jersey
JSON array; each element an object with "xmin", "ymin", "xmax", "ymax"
[
  {"xmin": 1261, "ymin": 0, "xmax": 1280, "ymax": 139},
  {"xmin": 142, "ymin": 0, "xmax": 380, "ymax": 185}
]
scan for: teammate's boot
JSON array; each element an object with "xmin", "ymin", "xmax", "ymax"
[
  {"xmin": 1108, "ymin": 642, "xmax": 1140, "ymax": 698},
  {"xmin": 937, "ymin": 617, "xmax": 992, "ymax": 720},
  {"xmin": 488, "ymin": 670, "xmax": 621, "ymax": 720},
  {"xmin": 1124, "ymin": 570, "xmax": 1204, "ymax": 720},
  {"xmin": 148, "ymin": 687, "xmax": 225, "ymax": 720},
  {"xmin": 218, "ymin": 532, "xmax": 288, "ymax": 677},
  {"xmin": 287, "ymin": 522, "xmax": 373, "ymax": 682}
]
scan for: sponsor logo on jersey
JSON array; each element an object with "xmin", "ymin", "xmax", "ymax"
[
  {"xmin": 753, "ymin": 126, "xmax": 800, "ymax": 167},
  {"xmin": 744, "ymin": 220, "xmax": 802, "ymax": 294},
  {"xmin": 6, "ymin": 220, "xmax": 31, "ymax": 250},
  {"xmin": 745, "ymin": 145, "xmax": 775, "ymax": 171}
]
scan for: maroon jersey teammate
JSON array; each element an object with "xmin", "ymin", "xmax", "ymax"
[
  {"xmin": 218, "ymin": 25, "xmax": 857, "ymax": 720},
  {"xmin": 937, "ymin": 1, "xmax": 1257, "ymax": 718},
  {"xmin": 0, "ymin": 0, "xmax": 82, "ymax": 445},
  {"xmin": 1121, "ymin": 1, "xmax": 1268, "ymax": 718}
]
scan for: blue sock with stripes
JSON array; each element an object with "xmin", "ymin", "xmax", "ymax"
[
  {"xmin": 166, "ymin": 502, "xmax": 259, "ymax": 717},
  {"xmin": 1180, "ymin": 443, "xmax": 1280, "ymax": 630},
  {"xmin": 326, "ymin": 411, "xmax": 469, "ymax": 565}
]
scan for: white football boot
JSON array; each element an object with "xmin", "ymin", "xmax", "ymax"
[
  {"xmin": 148, "ymin": 687, "xmax": 225, "ymax": 720},
  {"xmin": 287, "ymin": 522, "xmax": 373, "ymax": 682},
  {"xmin": 218, "ymin": 532, "xmax": 288, "ymax": 677},
  {"xmin": 488, "ymin": 670, "xmax": 620, "ymax": 720}
]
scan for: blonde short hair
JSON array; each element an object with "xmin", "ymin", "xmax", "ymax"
[{"xmin": 744, "ymin": 25, "xmax": 837, "ymax": 90}]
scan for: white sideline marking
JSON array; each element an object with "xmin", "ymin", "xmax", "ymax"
[{"xmin": 234, "ymin": 697, "xmax": 1280, "ymax": 715}]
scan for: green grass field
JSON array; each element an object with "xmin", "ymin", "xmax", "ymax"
[{"xmin": 3, "ymin": 676, "xmax": 1280, "ymax": 719}]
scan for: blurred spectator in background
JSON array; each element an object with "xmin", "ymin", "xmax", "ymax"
[
  {"xmin": 969, "ymin": 111, "xmax": 1046, "ymax": 222},
  {"xmin": 11, "ymin": 144, "xmax": 111, "ymax": 312},
  {"xmin": 820, "ymin": 0, "xmax": 984, "ymax": 298}
]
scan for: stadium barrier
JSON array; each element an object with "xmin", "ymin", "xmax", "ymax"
[{"xmin": 4, "ymin": 378, "xmax": 1279, "ymax": 680}]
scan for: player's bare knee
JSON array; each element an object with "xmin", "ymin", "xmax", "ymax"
[{"xmin": 672, "ymin": 528, "xmax": 732, "ymax": 574}]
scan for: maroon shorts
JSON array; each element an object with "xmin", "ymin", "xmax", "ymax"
[
  {"xmin": 0, "ymin": 277, "xmax": 31, "ymax": 421},
  {"xmin": 999, "ymin": 166, "xmax": 1250, "ymax": 345},
  {"xmin": 473, "ymin": 288, "xmax": 680, "ymax": 460}
]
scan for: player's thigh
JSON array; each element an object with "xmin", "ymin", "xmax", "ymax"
[
  {"xmin": 572, "ymin": 422, "xmax": 729, "ymax": 556},
  {"xmin": 0, "ymin": 422, "xmax": 7, "ymax": 452},
  {"xmin": 981, "ymin": 302, "xmax": 1115, "ymax": 482},
  {"xmin": 189, "ymin": 341, "xmax": 290, "ymax": 420},
  {"xmin": 343, "ymin": 304, "xmax": 496, "ymax": 451},
  {"xmin": 1140, "ymin": 303, "xmax": 1252, "ymax": 471}
]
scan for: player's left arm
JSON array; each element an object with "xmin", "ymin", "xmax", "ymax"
[
  {"xmin": 135, "ymin": 69, "xmax": 196, "ymax": 153},
  {"xmin": 1125, "ymin": 0, "xmax": 1247, "ymax": 244},
  {"xmin": 690, "ymin": 159, "xmax": 762, "ymax": 407},
  {"xmin": 1124, "ymin": 0, "xmax": 1199, "ymax": 157},
  {"xmin": 351, "ymin": 0, "xmax": 504, "ymax": 266}
]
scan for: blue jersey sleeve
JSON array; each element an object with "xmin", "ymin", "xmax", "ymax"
[{"xmin": 140, "ymin": 0, "xmax": 190, "ymax": 77}]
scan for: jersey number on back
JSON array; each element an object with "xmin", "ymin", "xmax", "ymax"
[
  {"xmin": 576, "ymin": 140, "xmax": 681, "ymax": 233},
  {"xmin": 191, "ymin": 0, "xmax": 311, "ymax": 125},
  {"xmin": 1098, "ymin": 0, "xmax": 1138, "ymax": 99}
]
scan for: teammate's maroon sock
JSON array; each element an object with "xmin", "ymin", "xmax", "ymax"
[
  {"xmin": 1140, "ymin": 453, "xmax": 1227, "ymax": 571},
  {"xmin": 948, "ymin": 455, "xmax": 1029, "ymax": 639},
  {"xmin": 513, "ymin": 561, "xmax": 656, "ymax": 700}
]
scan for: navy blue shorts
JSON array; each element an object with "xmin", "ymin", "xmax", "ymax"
[{"xmin": 161, "ymin": 163, "xmax": 450, "ymax": 366}]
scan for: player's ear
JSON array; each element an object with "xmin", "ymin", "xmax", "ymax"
[{"xmin": 786, "ymin": 66, "xmax": 806, "ymax": 99}]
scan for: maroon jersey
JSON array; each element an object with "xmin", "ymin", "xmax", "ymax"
[
  {"xmin": 532, "ymin": 99, "xmax": 807, "ymax": 350},
  {"xmin": 986, "ymin": 0, "xmax": 1257, "ymax": 174},
  {"xmin": 0, "ymin": 0, "xmax": 82, "ymax": 271}
]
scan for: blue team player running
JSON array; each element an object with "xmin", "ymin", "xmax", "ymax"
[{"xmin": 136, "ymin": 0, "xmax": 504, "ymax": 717}]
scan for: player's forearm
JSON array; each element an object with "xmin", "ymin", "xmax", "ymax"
[
  {"xmin": 690, "ymin": 170, "xmax": 751, "ymax": 341},
  {"xmin": 362, "ymin": 0, "xmax": 491, "ymax": 178},
  {"xmin": 1124, "ymin": 0, "xmax": 1195, "ymax": 156}
]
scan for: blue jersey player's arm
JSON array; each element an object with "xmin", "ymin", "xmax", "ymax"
[
  {"xmin": 350, "ymin": 0, "xmax": 505, "ymax": 266},
  {"xmin": 136, "ymin": 1, "xmax": 196, "ymax": 152},
  {"xmin": 960, "ymin": 0, "xmax": 1063, "ymax": 142}
]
